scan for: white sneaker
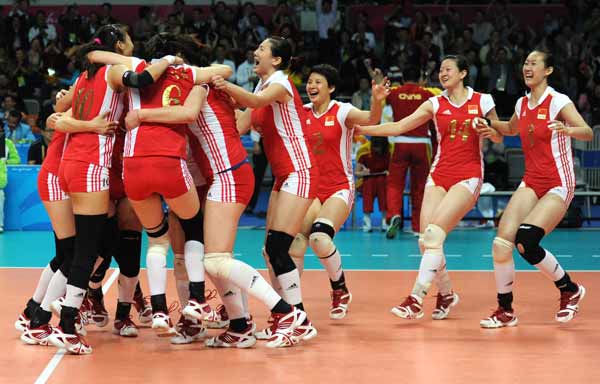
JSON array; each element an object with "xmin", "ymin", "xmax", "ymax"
[
  {"xmin": 362, "ymin": 215, "xmax": 372, "ymax": 233},
  {"xmin": 182, "ymin": 299, "xmax": 213, "ymax": 322},
  {"xmin": 48, "ymin": 326, "xmax": 92, "ymax": 355},
  {"xmin": 556, "ymin": 284, "xmax": 586, "ymax": 323},
  {"xmin": 480, "ymin": 307, "xmax": 518, "ymax": 328},
  {"xmin": 171, "ymin": 318, "xmax": 207, "ymax": 344},
  {"xmin": 113, "ymin": 317, "xmax": 139, "ymax": 337},
  {"xmin": 151, "ymin": 312, "xmax": 176, "ymax": 337},
  {"xmin": 205, "ymin": 325, "xmax": 256, "ymax": 348},
  {"xmin": 264, "ymin": 307, "xmax": 306, "ymax": 348},
  {"xmin": 15, "ymin": 312, "xmax": 30, "ymax": 333},
  {"xmin": 432, "ymin": 292, "xmax": 459, "ymax": 320},
  {"xmin": 391, "ymin": 294, "xmax": 424, "ymax": 319}
]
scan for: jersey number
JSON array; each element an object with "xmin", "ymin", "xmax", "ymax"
[
  {"xmin": 527, "ymin": 123, "xmax": 535, "ymax": 147},
  {"xmin": 162, "ymin": 85, "xmax": 182, "ymax": 107},
  {"xmin": 449, "ymin": 119, "xmax": 471, "ymax": 142},
  {"xmin": 73, "ymin": 88, "xmax": 94, "ymax": 120},
  {"xmin": 311, "ymin": 131, "xmax": 325, "ymax": 155}
]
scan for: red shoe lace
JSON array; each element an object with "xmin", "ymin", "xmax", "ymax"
[{"xmin": 267, "ymin": 313, "xmax": 285, "ymax": 333}]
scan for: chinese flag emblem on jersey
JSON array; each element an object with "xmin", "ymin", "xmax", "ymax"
[
  {"xmin": 537, "ymin": 108, "xmax": 548, "ymax": 120},
  {"xmin": 468, "ymin": 105, "xmax": 478, "ymax": 115},
  {"xmin": 325, "ymin": 116, "xmax": 335, "ymax": 126}
]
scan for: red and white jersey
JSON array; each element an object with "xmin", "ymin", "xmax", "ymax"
[
  {"xmin": 62, "ymin": 66, "xmax": 125, "ymax": 167},
  {"xmin": 125, "ymin": 60, "xmax": 196, "ymax": 159},
  {"xmin": 429, "ymin": 87, "xmax": 495, "ymax": 180},
  {"xmin": 186, "ymin": 142, "xmax": 207, "ymax": 187},
  {"xmin": 304, "ymin": 100, "xmax": 355, "ymax": 189},
  {"xmin": 251, "ymin": 70, "xmax": 313, "ymax": 177},
  {"xmin": 186, "ymin": 85, "xmax": 247, "ymax": 178},
  {"xmin": 41, "ymin": 131, "xmax": 67, "ymax": 174},
  {"xmin": 516, "ymin": 86, "xmax": 574, "ymax": 188}
]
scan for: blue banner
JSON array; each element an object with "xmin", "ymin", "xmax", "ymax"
[{"xmin": 5, "ymin": 165, "xmax": 51, "ymax": 230}]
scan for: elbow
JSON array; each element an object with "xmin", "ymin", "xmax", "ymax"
[{"xmin": 181, "ymin": 110, "xmax": 199, "ymax": 124}]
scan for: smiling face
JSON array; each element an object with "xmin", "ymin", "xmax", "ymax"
[
  {"xmin": 116, "ymin": 32, "xmax": 134, "ymax": 57},
  {"xmin": 253, "ymin": 39, "xmax": 279, "ymax": 76},
  {"xmin": 306, "ymin": 72, "xmax": 334, "ymax": 106},
  {"xmin": 522, "ymin": 51, "xmax": 552, "ymax": 89},
  {"xmin": 438, "ymin": 58, "xmax": 466, "ymax": 90}
]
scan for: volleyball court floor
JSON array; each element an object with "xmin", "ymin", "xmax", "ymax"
[{"xmin": 1, "ymin": 228, "xmax": 599, "ymax": 383}]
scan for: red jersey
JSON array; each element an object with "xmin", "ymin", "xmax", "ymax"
[
  {"xmin": 429, "ymin": 87, "xmax": 495, "ymax": 180},
  {"xmin": 251, "ymin": 70, "xmax": 313, "ymax": 177},
  {"xmin": 186, "ymin": 85, "xmax": 247, "ymax": 178},
  {"xmin": 41, "ymin": 131, "xmax": 67, "ymax": 174},
  {"xmin": 516, "ymin": 87, "xmax": 574, "ymax": 188},
  {"xmin": 386, "ymin": 83, "xmax": 433, "ymax": 138},
  {"xmin": 62, "ymin": 66, "xmax": 125, "ymax": 167},
  {"xmin": 304, "ymin": 101, "xmax": 355, "ymax": 189},
  {"xmin": 125, "ymin": 62, "xmax": 196, "ymax": 159}
]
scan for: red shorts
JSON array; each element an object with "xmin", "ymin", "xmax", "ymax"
[
  {"xmin": 206, "ymin": 162, "xmax": 254, "ymax": 205},
  {"xmin": 427, "ymin": 173, "xmax": 482, "ymax": 198},
  {"xmin": 123, "ymin": 156, "xmax": 193, "ymax": 201},
  {"xmin": 519, "ymin": 178, "xmax": 574, "ymax": 206},
  {"xmin": 59, "ymin": 160, "xmax": 109, "ymax": 194},
  {"xmin": 38, "ymin": 166, "xmax": 68, "ymax": 202},
  {"xmin": 273, "ymin": 168, "xmax": 318, "ymax": 199},
  {"xmin": 109, "ymin": 168, "xmax": 125, "ymax": 201},
  {"xmin": 317, "ymin": 182, "xmax": 354, "ymax": 208}
]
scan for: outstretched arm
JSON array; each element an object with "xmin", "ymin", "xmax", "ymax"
[
  {"xmin": 355, "ymin": 100, "xmax": 433, "ymax": 137},
  {"xmin": 212, "ymin": 75, "xmax": 288, "ymax": 109},
  {"xmin": 107, "ymin": 56, "xmax": 182, "ymax": 92},
  {"xmin": 345, "ymin": 78, "xmax": 391, "ymax": 127},
  {"xmin": 194, "ymin": 64, "xmax": 233, "ymax": 84}
]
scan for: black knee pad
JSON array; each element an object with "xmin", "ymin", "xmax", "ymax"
[
  {"xmin": 114, "ymin": 230, "xmax": 142, "ymax": 278},
  {"xmin": 49, "ymin": 232, "xmax": 65, "ymax": 272},
  {"xmin": 58, "ymin": 236, "xmax": 75, "ymax": 277},
  {"xmin": 90, "ymin": 255, "xmax": 112, "ymax": 283},
  {"xmin": 146, "ymin": 216, "xmax": 169, "ymax": 238},
  {"xmin": 310, "ymin": 221, "xmax": 336, "ymax": 239},
  {"xmin": 515, "ymin": 224, "xmax": 545, "ymax": 265},
  {"xmin": 68, "ymin": 214, "xmax": 107, "ymax": 290},
  {"xmin": 179, "ymin": 209, "xmax": 204, "ymax": 243},
  {"xmin": 265, "ymin": 230, "xmax": 296, "ymax": 275},
  {"xmin": 98, "ymin": 215, "xmax": 119, "ymax": 259}
]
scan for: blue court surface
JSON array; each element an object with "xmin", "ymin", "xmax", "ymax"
[{"xmin": 2, "ymin": 228, "xmax": 599, "ymax": 271}]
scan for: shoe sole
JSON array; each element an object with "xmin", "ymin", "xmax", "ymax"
[
  {"xmin": 480, "ymin": 317, "xmax": 518, "ymax": 329},
  {"xmin": 556, "ymin": 285, "xmax": 586, "ymax": 323},
  {"xmin": 20, "ymin": 333, "xmax": 49, "ymax": 346},
  {"xmin": 205, "ymin": 336, "xmax": 256, "ymax": 348},
  {"xmin": 391, "ymin": 307, "xmax": 424, "ymax": 319}
]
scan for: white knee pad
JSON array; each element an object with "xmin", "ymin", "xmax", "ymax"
[
  {"xmin": 204, "ymin": 252, "xmax": 234, "ymax": 279},
  {"xmin": 492, "ymin": 237, "xmax": 514, "ymax": 265},
  {"xmin": 423, "ymin": 224, "xmax": 446, "ymax": 254},
  {"xmin": 147, "ymin": 234, "xmax": 170, "ymax": 259},
  {"xmin": 417, "ymin": 233, "xmax": 425, "ymax": 254},
  {"xmin": 289, "ymin": 233, "xmax": 308, "ymax": 261},
  {"xmin": 309, "ymin": 218, "xmax": 336, "ymax": 259},
  {"xmin": 173, "ymin": 253, "xmax": 188, "ymax": 281}
]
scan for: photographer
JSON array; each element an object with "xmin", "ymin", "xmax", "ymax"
[{"xmin": 0, "ymin": 130, "xmax": 22, "ymax": 233}]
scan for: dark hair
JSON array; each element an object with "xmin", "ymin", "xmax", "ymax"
[
  {"xmin": 441, "ymin": 54, "xmax": 469, "ymax": 84},
  {"xmin": 7, "ymin": 110, "xmax": 21, "ymax": 120},
  {"xmin": 76, "ymin": 24, "xmax": 129, "ymax": 78},
  {"xmin": 531, "ymin": 49, "xmax": 554, "ymax": 69},
  {"xmin": 371, "ymin": 136, "xmax": 389, "ymax": 155},
  {"xmin": 267, "ymin": 36, "xmax": 293, "ymax": 70},
  {"xmin": 403, "ymin": 66, "xmax": 420, "ymax": 82},
  {"xmin": 310, "ymin": 64, "xmax": 339, "ymax": 91},
  {"xmin": 145, "ymin": 33, "xmax": 209, "ymax": 67}
]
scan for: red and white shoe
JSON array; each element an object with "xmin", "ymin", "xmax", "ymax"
[
  {"xmin": 432, "ymin": 292, "xmax": 460, "ymax": 320},
  {"xmin": 133, "ymin": 291, "xmax": 152, "ymax": 325},
  {"xmin": 171, "ymin": 317, "xmax": 207, "ymax": 345},
  {"xmin": 86, "ymin": 295, "xmax": 109, "ymax": 327},
  {"xmin": 48, "ymin": 326, "xmax": 92, "ymax": 355},
  {"xmin": 113, "ymin": 317, "xmax": 139, "ymax": 337},
  {"xmin": 205, "ymin": 304, "xmax": 230, "ymax": 329},
  {"xmin": 480, "ymin": 307, "xmax": 518, "ymax": 328},
  {"xmin": 265, "ymin": 307, "xmax": 306, "ymax": 348},
  {"xmin": 75, "ymin": 311, "xmax": 88, "ymax": 336},
  {"xmin": 20, "ymin": 324, "xmax": 54, "ymax": 346},
  {"xmin": 293, "ymin": 319, "xmax": 317, "ymax": 341},
  {"xmin": 255, "ymin": 315, "xmax": 275, "ymax": 340},
  {"xmin": 556, "ymin": 284, "xmax": 586, "ymax": 323},
  {"xmin": 151, "ymin": 312, "xmax": 176, "ymax": 337},
  {"xmin": 391, "ymin": 295, "xmax": 424, "ymax": 319},
  {"xmin": 15, "ymin": 312, "xmax": 30, "ymax": 333},
  {"xmin": 330, "ymin": 290, "xmax": 352, "ymax": 320},
  {"xmin": 205, "ymin": 325, "xmax": 256, "ymax": 348},
  {"xmin": 181, "ymin": 299, "xmax": 213, "ymax": 322}
]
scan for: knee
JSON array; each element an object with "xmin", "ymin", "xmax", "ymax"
[
  {"xmin": 265, "ymin": 230, "xmax": 296, "ymax": 274},
  {"xmin": 422, "ymin": 224, "xmax": 446, "ymax": 254},
  {"xmin": 492, "ymin": 237, "xmax": 514, "ymax": 264},
  {"xmin": 204, "ymin": 252, "xmax": 234, "ymax": 279},
  {"xmin": 514, "ymin": 224, "xmax": 545, "ymax": 265},
  {"xmin": 308, "ymin": 219, "xmax": 336, "ymax": 258},
  {"xmin": 147, "ymin": 220, "xmax": 170, "ymax": 258},
  {"xmin": 289, "ymin": 233, "xmax": 308, "ymax": 261}
]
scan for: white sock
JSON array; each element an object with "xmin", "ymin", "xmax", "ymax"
[
  {"xmin": 118, "ymin": 275, "xmax": 138, "ymax": 303},
  {"xmin": 184, "ymin": 240, "xmax": 205, "ymax": 283},
  {"xmin": 41, "ymin": 269, "xmax": 67, "ymax": 312},
  {"xmin": 262, "ymin": 247, "xmax": 282, "ymax": 295},
  {"xmin": 63, "ymin": 284, "xmax": 86, "ymax": 309},
  {"xmin": 32, "ymin": 265, "xmax": 55, "ymax": 303},
  {"xmin": 276, "ymin": 269, "xmax": 302, "ymax": 306},
  {"xmin": 320, "ymin": 249, "xmax": 343, "ymax": 282},
  {"xmin": 535, "ymin": 249, "xmax": 565, "ymax": 282},
  {"xmin": 494, "ymin": 261, "xmax": 515, "ymax": 294},
  {"xmin": 414, "ymin": 250, "xmax": 444, "ymax": 298},
  {"xmin": 227, "ymin": 259, "xmax": 281, "ymax": 310},
  {"xmin": 212, "ymin": 277, "xmax": 245, "ymax": 320},
  {"xmin": 147, "ymin": 240, "xmax": 168, "ymax": 296}
]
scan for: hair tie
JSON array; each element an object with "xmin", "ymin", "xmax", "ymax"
[{"xmin": 94, "ymin": 38, "xmax": 102, "ymax": 45}]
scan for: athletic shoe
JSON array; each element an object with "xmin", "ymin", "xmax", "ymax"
[
  {"xmin": 20, "ymin": 324, "xmax": 54, "ymax": 346},
  {"xmin": 75, "ymin": 310, "xmax": 88, "ymax": 336},
  {"xmin": 556, "ymin": 284, "xmax": 586, "ymax": 323},
  {"xmin": 151, "ymin": 312, "xmax": 176, "ymax": 337},
  {"xmin": 182, "ymin": 299, "xmax": 213, "ymax": 322},
  {"xmin": 204, "ymin": 304, "xmax": 229, "ymax": 329},
  {"xmin": 113, "ymin": 317, "xmax": 139, "ymax": 337},
  {"xmin": 48, "ymin": 326, "xmax": 92, "ymax": 355},
  {"xmin": 330, "ymin": 290, "xmax": 352, "ymax": 320},
  {"xmin": 133, "ymin": 291, "xmax": 152, "ymax": 325},
  {"xmin": 255, "ymin": 315, "xmax": 275, "ymax": 340},
  {"xmin": 50, "ymin": 297, "xmax": 65, "ymax": 317},
  {"xmin": 205, "ymin": 325, "xmax": 256, "ymax": 348},
  {"xmin": 391, "ymin": 295, "xmax": 424, "ymax": 319},
  {"xmin": 362, "ymin": 215, "xmax": 372, "ymax": 233},
  {"xmin": 381, "ymin": 218, "xmax": 389, "ymax": 232},
  {"xmin": 171, "ymin": 317, "xmax": 207, "ymax": 345},
  {"xmin": 385, "ymin": 215, "xmax": 402, "ymax": 239},
  {"xmin": 15, "ymin": 312, "xmax": 30, "ymax": 333},
  {"xmin": 86, "ymin": 295, "xmax": 109, "ymax": 327},
  {"xmin": 432, "ymin": 292, "xmax": 460, "ymax": 320},
  {"xmin": 265, "ymin": 307, "xmax": 306, "ymax": 348},
  {"xmin": 480, "ymin": 307, "xmax": 518, "ymax": 328},
  {"xmin": 293, "ymin": 319, "xmax": 317, "ymax": 341}
]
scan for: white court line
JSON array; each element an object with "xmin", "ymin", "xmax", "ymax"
[
  {"xmin": 592, "ymin": 255, "xmax": 600, "ymax": 258},
  {"xmin": 340, "ymin": 254, "xmax": 352, "ymax": 257},
  {"xmin": 371, "ymin": 254, "xmax": 389, "ymax": 258},
  {"xmin": 446, "ymin": 254, "xmax": 462, "ymax": 258},
  {"xmin": 408, "ymin": 254, "xmax": 421, "ymax": 258},
  {"xmin": 482, "ymin": 254, "xmax": 493, "ymax": 258},
  {"xmin": 556, "ymin": 255, "xmax": 573, "ymax": 258},
  {"xmin": 35, "ymin": 268, "xmax": 120, "ymax": 384}
]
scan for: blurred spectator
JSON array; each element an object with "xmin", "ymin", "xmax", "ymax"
[
  {"xmin": 352, "ymin": 19, "xmax": 376, "ymax": 51},
  {"xmin": 469, "ymin": 10, "xmax": 493, "ymax": 47},
  {"xmin": 1, "ymin": 135, "xmax": 22, "ymax": 232},
  {"xmin": 0, "ymin": 95, "xmax": 21, "ymax": 120},
  {"xmin": 100, "ymin": 3, "xmax": 118, "ymax": 25},
  {"xmin": 351, "ymin": 78, "xmax": 372, "ymax": 110},
  {"xmin": 28, "ymin": 125, "xmax": 53, "ymax": 165},
  {"xmin": 3, "ymin": 110, "xmax": 35, "ymax": 143},
  {"xmin": 28, "ymin": 10, "xmax": 57, "ymax": 46},
  {"xmin": 212, "ymin": 45, "xmax": 236, "ymax": 84},
  {"xmin": 246, "ymin": 133, "xmax": 270, "ymax": 217},
  {"xmin": 8, "ymin": 0, "xmax": 31, "ymax": 27},
  {"xmin": 59, "ymin": 5, "xmax": 84, "ymax": 47},
  {"xmin": 482, "ymin": 140, "xmax": 508, "ymax": 191},
  {"xmin": 317, "ymin": 0, "xmax": 338, "ymax": 43},
  {"xmin": 58, "ymin": 57, "xmax": 79, "ymax": 87},
  {"xmin": 28, "ymin": 37, "xmax": 44, "ymax": 72},
  {"xmin": 187, "ymin": 7, "xmax": 207, "ymax": 40},
  {"xmin": 236, "ymin": 48, "xmax": 257, "ymax": 92},
  {"xmin": 356, "ymin": 137, "xmax": 390, "ymax": 232},
  {"xmin": 488, "ymin": 47, "xmax": 519, "ymax": 117},
  {"xmin": 8, "ymin": 15, "xmax": 29, "ymax": 51}
]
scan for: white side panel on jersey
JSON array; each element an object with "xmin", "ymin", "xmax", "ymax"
[
  {"xmin": 514, "ymin": 97, "xmax": 525, "ymax": 120},
  {"xmin": 200, "ymin": 103, "xmax": 233, "ymax": 171},
  {"xmin": 549, "ymin": 92, "xmax": 572, "ymax": 121},
  {"xmin": 273, "ymin": 100, "xmax": 312, "ymax": 171},
  {"xmin": 337, "ymin": 102, "xmax": 356, "ymax": 185},
  {"xmin": 429, "ymin": 97, "xmax": 442, "ymax": 173},
  {"xmin": 479, "ymin": 93, "xmax": 496, "ymax": 116}
]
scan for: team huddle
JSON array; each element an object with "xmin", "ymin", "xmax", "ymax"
[{"xmin": 12, "ymin": 24, "xmax": 592, "ymax": 355}]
